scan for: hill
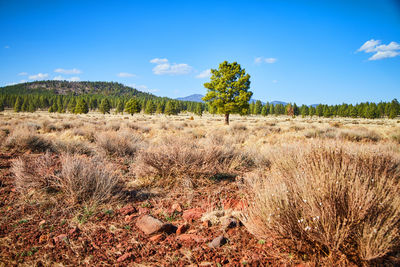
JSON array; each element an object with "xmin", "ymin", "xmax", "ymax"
[{"xmin": 0, "ymin": 81, "xmax": 157, "ymax": 98}]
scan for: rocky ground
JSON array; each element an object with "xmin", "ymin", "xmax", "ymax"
[{"xmin": 0, "ymin": 152, "xmax": 281, "ymax": 266}]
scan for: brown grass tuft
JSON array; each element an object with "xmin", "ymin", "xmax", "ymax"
[
  {"xmin": 243, "ymin": 142, "xmax": 400, "ymax": 264},
  {"xmin": 95, "ymin": 130, "xmax": 143, "ymax": 157}
]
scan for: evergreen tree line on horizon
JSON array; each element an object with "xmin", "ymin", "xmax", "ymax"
[
  {"xmin": 0, "ymin": 93, "xmax": 204, "ymax": 116},
  {"xmin": 0, "ymin": 93, "xmax": 398, "ymax": 119}
]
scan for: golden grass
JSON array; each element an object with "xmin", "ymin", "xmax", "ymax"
[{"xmin": 2, "ymin": 110, "xmax": 400, "ymax": 265}]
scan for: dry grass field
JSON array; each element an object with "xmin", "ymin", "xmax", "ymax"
[{"xmin": 1, "ymin": 111, "xmax": 400, "ymax": 266}]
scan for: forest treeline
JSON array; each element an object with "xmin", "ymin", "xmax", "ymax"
[{"xmin": 0, "ymin": 81, "xmax": 399, "ymax": 118}]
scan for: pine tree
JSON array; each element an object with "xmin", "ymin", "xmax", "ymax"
[
  {"xmin": 28, "ymin": 101, "xmax": 36, "ymax": 112},
  {"xmin": 21, "ymin": 98, "xmax": 29, "ymax": 112},
  {"xmin": 116, "ymin": 100, "xmax": 124, "ymax": 114},
  {"xmin": 316, "ymin": 105, "xmax": 323, "ymax": 117},
  {"xmin": 124, "ymin": 98, "xmax": 141, "ymax": 115},
  {"xmin": 195, "ymin": 102, "xmax": 202, "ymax": 116},
  {"xmin": 254, "ymin": 100, "xmax": 262, "ymax": 115},
  {"xmin": 67, "ymin": 98, "xmax": 76, "ymax": 113},
  {"xmin": 261, "ymin": 105, "xmax": 268, "ymax": 116},
  {"xmin": 165, "ymin": 101, "xmax": 177, "ymax": 115},
  {"xmin": 14, "ymin": 97, "xmax": 22, "ymax": 112},
  {"xmin": 0, "ymin": 98, "xmax": 4, "ymax": 112},
  {"xmin": 75, "ymin": 99, "xmax": 89, "ymax": 114},
  {"xmin": 145, "ymin": 100, "xmax": 156, "ymax": 114},
  {"xmin": 99, "ymin": 98, "xmax": 111, "ymax": 114}
]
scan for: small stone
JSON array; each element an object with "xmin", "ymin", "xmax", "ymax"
[
  {"xmin": 39, "ymin": 234, "xmax": 48, "ymax": 243},
  {"xmin": 68, "ymin": 226, "xmax": 80, "ymax": 235},
  {"xmin": 149, "ymin": 233, "xmax": 164, "ymax": 242},
  {"xmin": 202, "ymin": 220, "xmax": 211, "ymax": 227},
  {"xmin": 182, "ymin": 208, "xmax": 203, "ymax": 221},
  {"xmin": 117, "ymin": 252, "xmax": 132, "ymax": 262},
  {"xmin": 119, "ymin": 204, "xmax": 136, "ymax": 216},
  {"xmin": 138, "ymin": 207, "xmax": 150, "ymax": 214},
  {"xmin": 124, "ymin": 214, "xmax": 135, "ymax": 222},
  {"xmin": 171, "ymin": 203, "xmax": 182, "ymax": 212},
  {"xmin": 136, "ymin": 215, "xmax": 166, "ymax": 235},
  {"xmin": 177, "ymin": 234, "xmax": 207, "ymax": 243},
  {"xmin": 54, "ymin": 234, "xmax": 68, "ymax": 243},
  {"xmin": 208, "ymin": 235, "xmax": 228, "ymax": 248},
  {"xmin": 176, "ymin": 224, "xmax": 189, "ymax": 235},
  {"xmin": 222, "ymin": 217, "xmax": 238, "ymax": 229}
]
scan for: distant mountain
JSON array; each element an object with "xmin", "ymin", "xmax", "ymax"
[
  {"xmin": 176, "ymin": 94, "xmax": 204, "ymax": 103},
  {"xmin": 176, "ymin": 94, "xmax": 291, "ymax": 106}
]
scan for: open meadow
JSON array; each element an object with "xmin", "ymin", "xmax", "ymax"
[{"xmin": 1, "ymin": 111, "xmax": 400, "ymax": 266}]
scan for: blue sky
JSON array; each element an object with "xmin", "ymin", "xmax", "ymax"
[{"xmin": 0, "ymin": 0, "xmax": 399, "ymax": 105}]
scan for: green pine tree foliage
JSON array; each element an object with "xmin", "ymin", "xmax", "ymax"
[
  {"xmin": 75, "ymin": 99, "xmax": 89, "ymax": 114},
  {"xmin": 145, "ymin": 100, "xmax": 156, "ymax": 114},
  {"xmin": 124, "ymin": 98, "xmax": 141, "ymax": 115},
  {"xmin": 67, "ymin": 98, "xmax": 76, "ymax": 113},
  {"xmin": 203, "ymin": 61, "xmax": 252, "ymax": 125},
  {"xmin": 99, "ymin": 98, "xmax": 111, "ymax": 114},
  {"xmin": 254, "ymin": 100, "xmax": 262, "ymax": 115},
  {"xmin": 14, "ymin": 97, "xmax": 22, "ymax": 112},
  {"xmin": 195, "ymin": 102, "xmax": 203, "ymax": 116},
  {"xmin": 116, "ymin": 100, "xmax": 124, "ymax": 114}
]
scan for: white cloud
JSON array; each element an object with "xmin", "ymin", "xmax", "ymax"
[
  {"xmin": 128, "ymin": 83, "xmax": 159, "ymax": 93},
  {"xmin": 5, "ymin": 82, "xmax": 16, "ymax": 86},
  {"xmin": 29, "ymin": 73, "xmax": 49, "ymax": 80},
  {"xmin": 358, "ymin": 39, "xmax": 400, "ymax": 60},
  {"xmin": 53, "ymin": 75, "xmax": 80, "ymax": 81},
  {"xmin": 150, "ymin": 58, "xmax": 192, "ymax": 75},
  {"xmin": 150, "ymin": 58, "xmax": 168, "ymax": 64},
  {"xmin": 18, "ymin": 72, "xmax": 28, "ymax": 76},
  {"xmin": 272, "ymin": 80, "xmax": 278, "ymax": 83},
  {"xmin": 4, "ymin": 45, "xmax": 10, "ymax": 49},
  {"xmin": 255, "ymin": 57, "xmax": 277, "ymax": 64},
  {"xmin": 54, "ymin": 68, "xmax": 82, "ymax": 74},
  {"xmin": 196, "ymin": 69, "xmax": 211, "ymax": 78},
  {"xmin": 117, "ymin": 72, "xmax": 136, "ymax": 77},
  {"xmin": 20, "ymin": 80, "xmax": 27, "ymax": 83},
  {"xmin": 69, "ymin": 76, "xmax": 80, "ymax": 81}
]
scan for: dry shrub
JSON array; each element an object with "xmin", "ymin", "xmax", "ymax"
[
  {"xmin": 53, "ymin": 139, "xmax": 94, "ymax": 155},
  {"xmin": 12, "ymin": 153, "xmax": 60, "ymax": 193},
  {"xmin": 12, "ymin": 153, "xmax": 121, "ymax": 206},
  {"xmin": 96, "ymin": 130, "xmax": 143, "ymax": 157},
  {"xmin": 132, "ymin": 136, "xmax": 243, "ymax": 187},
  {"xmin": 5, "ymin": 126, "xmax": 54, "ymax": 152},
  {"xmin": 244, "ymin": 143, "xmax": 400, "ymax": 264},
  {"xmin": 339, "ymin": 128, "xmax": 381, "ymax": 142},
  {"xmin": 59, "ymin": 154, "xmax": 122, "ymax": 206}
]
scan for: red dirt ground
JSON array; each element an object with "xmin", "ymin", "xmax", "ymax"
[{"xmin": 0, "ymin": 152, "xmax": 289, "ymax": 266}]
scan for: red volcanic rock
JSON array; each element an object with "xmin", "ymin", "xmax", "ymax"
[
  {"xmin": 119, "ymin": 204, "xmax": 136, "ymax": 216},
  {"xmin": 149, "ymin": 233, "xmax": 164, "ymax": 242},
  {"xmin": 117, "ymin": 252, "xmax": 133, "ymax": 262},
  {"xmin": 176, "ymin": 224, "xmax": 189, "ymax": 235},
  {"xmin": 182, "ymin": 208, "xmax": 203, "ymax": 221},
  {"xmin": 136, "ymin": 215, "xmax": 165, "ymax": 235}
]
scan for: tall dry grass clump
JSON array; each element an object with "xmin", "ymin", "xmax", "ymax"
[
  {"xmin": 12, "ymin": 152, "xmax": 60, "ymax": 193},
  {"xmin": 95, "ymin": 130, "xmax": 143, "ymax": 157},
  {"xmin": 5, "ymin": 126, "xmax": 54, "ymax": 152},
  {"xmin": 244, "ymin": 142, "xmax": 400, "ymax": 264},
  {"xmin": 132, "ymin": 136, "xmax": 245, "ymax": 187},
  {"xmin": 12, "ymin": 153, "xmax": 121, "ymax": 206},
  {"xmin": 59, "ymin": 154, "xmax": 122, "ymax": 206}
]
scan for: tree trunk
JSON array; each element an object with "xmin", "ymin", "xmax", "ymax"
[{"xmin": 225, "ymin": 113, "xmax": 230, "ymax": 125}]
